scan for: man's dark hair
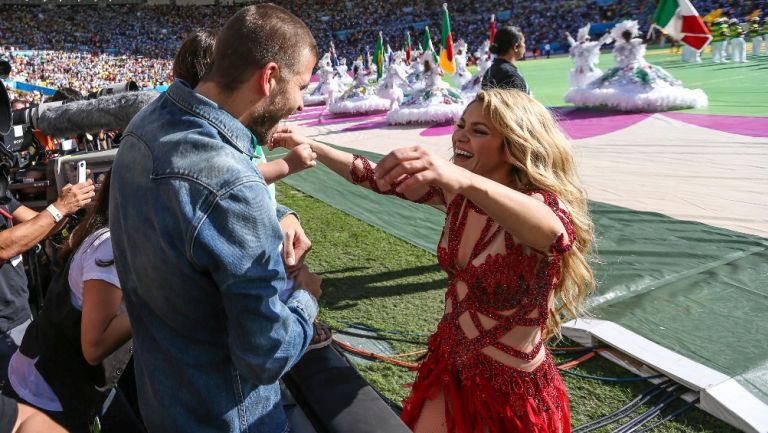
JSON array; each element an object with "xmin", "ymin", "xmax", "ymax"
[
  {"xmin": 203, "ymin": 4, "xmax": 318, "ymax": 93},
  {"xmin": 490, "ymin": 26, "xmax": 525, "ymax": 56},
  {"xmin": 173, "ymin": 29, "xmax": 217, "ymax": 88}
]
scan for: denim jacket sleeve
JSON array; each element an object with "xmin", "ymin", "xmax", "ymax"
[
  {"xmin": 190, "ymin": 179, "xmax": 317, "ymax": 385},
  {"xmin": 275, "ymin": 203, "xmax": 297, "ymax": 222}
]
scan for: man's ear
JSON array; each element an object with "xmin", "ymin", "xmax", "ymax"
[{"xmin": 259, "ymin": 62, "xmax": 280, "ymax": 97}]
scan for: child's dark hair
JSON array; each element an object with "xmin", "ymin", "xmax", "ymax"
[
  {"xmin": 621, "ymin": 30, "xmax": 633, "ymax": 42},
  {"xmin": 173, "ymin": 29, "xmax": 217, "ymax": 88},
  {"xmin": 490, "ymin": 26, "xmax": 524, "ymax": 56}
]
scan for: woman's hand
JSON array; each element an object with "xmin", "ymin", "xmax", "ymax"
[{"xmin": 374, "ymin": 145, "xmax": 472, "ymax": 195}]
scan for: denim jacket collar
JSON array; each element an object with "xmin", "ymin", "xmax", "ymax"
[{"xmin": 165, "ymin": 80, "xmax": 258, "ymax": 159}]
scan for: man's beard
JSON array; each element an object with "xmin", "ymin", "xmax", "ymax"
[{"xmin": 245, "ymin": 81, "xmax": 295, "ymax": 145}]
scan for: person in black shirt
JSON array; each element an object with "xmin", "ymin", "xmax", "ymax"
[
  {"xmin": 482, "ymin": 26, "xmax": 530, "ymax": 94},
  {"xmin": 0, "ymin": 162, "xmax": 94, "ymax": 383}
]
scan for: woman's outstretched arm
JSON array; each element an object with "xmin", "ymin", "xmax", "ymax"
[
  {"xmin": 271, "ymin": 128, "xmax": 446, "ymax": 208},
  {"xmin": 375, "ymin": 146, "xmax": 567, "ymax": 252}
]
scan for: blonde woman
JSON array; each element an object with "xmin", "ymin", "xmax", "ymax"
[{"xmin": 272, "ymin": 89, "xmax": 595, "ymax": 433}]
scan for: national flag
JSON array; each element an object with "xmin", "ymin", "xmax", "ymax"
[
  {"xmin": 490, "ymin": 14, "xmax": 496, "ymax": 44},
  {"xmin": 404, "ymin": 31, "xmax": 412, "ymax": 65},
  {"xmin": 439, "ymin": 3, "xmax": 456, "ymax": 74},
  {"xmin": 652, "ymin": 0, "xmax": 712, "ymax": 51},
  {"xmin": 422, "ymin": 26, "xmax": 439, "ymax": 64},
  {"xmin": 330, "ymin": 41, "xmax": 339, "ymax": 67},
  {"xmin": 373, "ymin": 31, "xmax": 384, "ymax": 81}
]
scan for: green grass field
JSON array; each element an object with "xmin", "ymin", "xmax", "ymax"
[
  {"xmin": 461, "ymin": 46, "xmax": 768, "ymax": 116},
  {"xmin": 276, "ymin": 183, "xmax": 741, "ymax": 433}
]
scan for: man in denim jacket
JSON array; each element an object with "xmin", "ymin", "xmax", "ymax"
[{"xmin": 109, "ymin": 5, "xmax": 320, "ymax": 432}]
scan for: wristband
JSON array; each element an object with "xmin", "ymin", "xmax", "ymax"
[{"xmin": 46, "ymin": 204, "xmax": 63, "ymax": 223}]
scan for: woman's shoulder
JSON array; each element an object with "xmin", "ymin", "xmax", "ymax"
[
  {"xmin": 74, "ymin": 229, "xmax": 113, "ymax": 264},
  {"xmin": 80, "ymin": 229, "xmax": 112, "ymax": 253}
]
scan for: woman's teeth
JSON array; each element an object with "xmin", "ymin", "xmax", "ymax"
[{"xmin": 455, "ymin": 149, "xmax": 474, "ymax": 158}]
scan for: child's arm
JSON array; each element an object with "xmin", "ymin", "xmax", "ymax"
[{"xmin": 257, "ymin": 143, "xmax": 317, "ymax": 185}]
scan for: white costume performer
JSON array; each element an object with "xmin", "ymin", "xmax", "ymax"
[
  {"xmin": 564, "ymin": 21, "xmax": 707, "ymax": 112},
  {"xmin": 387, "ymin": 51, "xmax": 466, "ymax": 124},
  {"xmin": 566, "ymin": 24, "xmax": 612, "ymax": 88},
  {"xmin": 405, "ymin": 52, "xmax": 426, "ymax": 92},
  {"xmin": 327, "ymin": 60, "xmax": 391, "ymax": 114},
  {"xmin": 324, "ymin": 73, "xmax": 346, "ymax": 107},
  {"xmin": 461, "ymin": 40, "xmax": 492, "ymax": 99},
  {"xmin": 336, "ymin": 58, "xmax": 353, "ymax": 85},
  {"xmin": 304, "ymin": 53, "xmax": 335, "ymax": 106},
  {"xmin": 452, "ymin": 39, "xmax": 473, "ymax": 87},
  {"xmin": 376, "ymin": 54, "xmax": 410, "ymax": 110}
]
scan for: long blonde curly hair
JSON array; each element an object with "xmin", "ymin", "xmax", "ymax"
[{"xmin": 473, "ymin": 89, "xmax": 596, "ymax": 340}]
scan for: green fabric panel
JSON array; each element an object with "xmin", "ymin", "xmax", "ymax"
[
  {"xmin": 589, "ymin": 202, "xmax": 768, "ymax": 404},
  {"xmin": 269, "ymin": 145, "xmax": 768, "ymax": 404}
]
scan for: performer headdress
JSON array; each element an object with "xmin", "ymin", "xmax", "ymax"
[
  {"xmin": 610, "ymin": 20, "xmax": 640, "ymax": 41},
  {"xmin": 319, "ymin": 52, "xmax": 332, "ymax": 67},
  {"xmin": 577, "ymin": 23, "xmax": 591, "ymax": 42}
]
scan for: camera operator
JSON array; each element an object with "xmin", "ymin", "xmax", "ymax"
[{"xmin": 0, "ymin": 172, "xmax": 95, "ymax": 381}]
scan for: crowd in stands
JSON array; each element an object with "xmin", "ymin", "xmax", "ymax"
[{"xmin": 0, "ymin": 0, "xmax": 763, "ymax": 102}]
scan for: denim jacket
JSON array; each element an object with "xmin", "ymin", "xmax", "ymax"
[{"xmin": 109, "ymin": 80, "xmax": 318, "ymax": 433}]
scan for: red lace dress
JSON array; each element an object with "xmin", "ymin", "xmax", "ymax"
[{"xmin": 349, "ymin": 155, "xmax": 575, "ymax": 433}]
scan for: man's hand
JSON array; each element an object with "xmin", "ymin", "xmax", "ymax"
[
  {"xmin": 279, "ymin": 213, "xmax": 311, "ymax": 268},
  {"xmin": 54, "ymin": 179, "xmax": 95, "ymax": 215}
]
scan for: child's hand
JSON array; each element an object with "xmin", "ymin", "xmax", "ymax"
[
  {"xmin": 290, "ymin": 264, "xmax": 323, "ymax": 299},
  {"xmin": 284, "ymin": 143, "xmax": 317, "ymax": 174},
  {"xmin": 271, "ymin": 127, "xmax": 311, "ymax": 151}
]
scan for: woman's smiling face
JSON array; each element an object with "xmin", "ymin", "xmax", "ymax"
[{"xmin": 452, "ymin": 101, "xmax": 515, "ymax": 185}]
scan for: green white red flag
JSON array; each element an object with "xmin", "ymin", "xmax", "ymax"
[{"xmin": 652, "ymin": 0, "xmax": 711, "ymax": 51}]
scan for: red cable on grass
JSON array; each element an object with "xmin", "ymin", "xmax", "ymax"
[
  {"xmin": 332, "ymin": 338, "xmax": 421, "ymax": 370},
  {"xmin": 558, "ymin": 348, "xmax": 606, "ymax": 370}
]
